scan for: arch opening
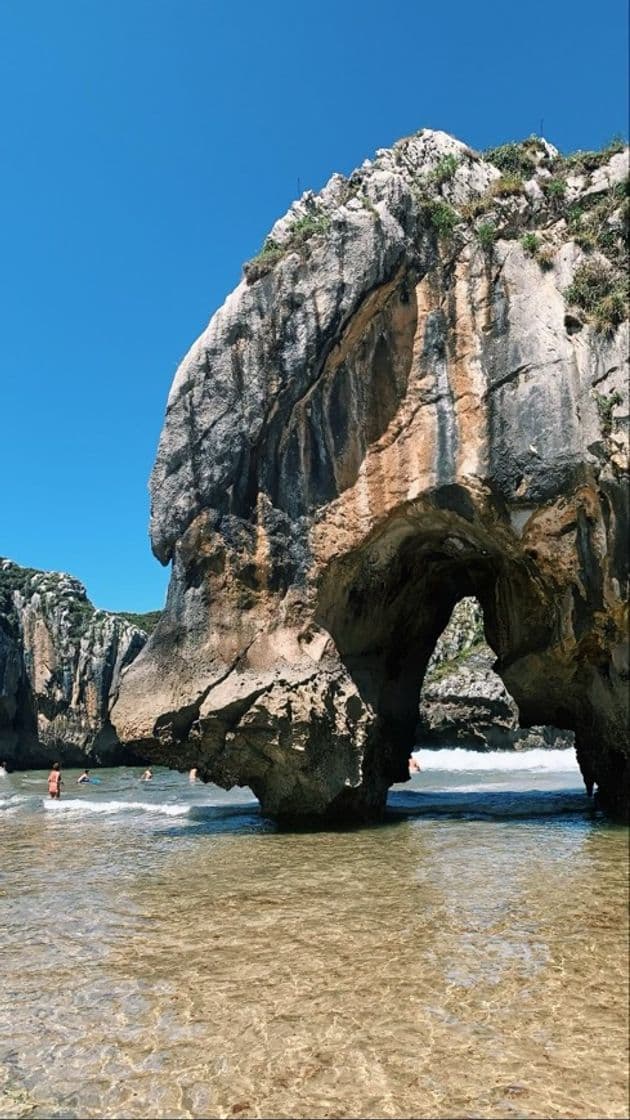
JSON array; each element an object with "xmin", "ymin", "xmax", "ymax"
[
  {"xmin": 315, "ymin": 485, "xmax": 592, "ymax": 816},
  {"xmin": 417, "ymin": 596, "xmax": 575, "ymax": 755}
]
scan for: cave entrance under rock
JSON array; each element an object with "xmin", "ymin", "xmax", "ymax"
[
  {"xmin": 416, "ymin": 595, "xmax": 576, "ymax": 754},
  {"xmin": 315, "ymin": 486, "xmax": 588, "ymax": 810}
]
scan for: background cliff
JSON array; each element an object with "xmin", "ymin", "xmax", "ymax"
[
  {"xmin": 419, "ymin": 598, "xmax": 575, "ymax": 751},
  {"xmin": 0, "ymin": 559, "xmax": 155, "ymax": 767},
  {"xmin": 112, "ymin": 129, "xmax": 629, "ymax": 820}
]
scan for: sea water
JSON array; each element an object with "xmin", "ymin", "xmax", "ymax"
[{"xmin": 1, "ymin": 749, "xmax": 628, "ymax": 1119}]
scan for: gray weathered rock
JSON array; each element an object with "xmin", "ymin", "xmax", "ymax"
[
  {"xmin": 112, "ymin": 129, "xmax": 629, "ymax": 820},
  {"xmin": 0, "ymin": 559, "xmax": 149, "ymax": 767}
]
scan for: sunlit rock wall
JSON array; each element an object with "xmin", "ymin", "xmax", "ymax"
[{"xmin": 0, "ymin": 560, "xmax": 148, "ymax": 767}]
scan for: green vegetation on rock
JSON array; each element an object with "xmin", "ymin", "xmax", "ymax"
[
  {"xmin": 419, "ymin": 199, "xmax": 459, "ymax": 239},
  {"xmin": 521, "ymin": 232, "xmax": 540, "ymax": 254},
  {"xmin": 559, "ymin": 136, "xmax": 626, "ymax": 174},
  {"xmin": 565, "ymin": 259, "xmax": 629, "ymax": 331},
  {"xmin": 244, "ymin": 210, "xmax": 332, "ymax": 283},
  {"xmin": 490, "ymin": 174, "xmax": 524, "ymax": 197},
  {"xmin": 593, "ymin": 389, "xmax": 623, "ymax": 436},
  {"xmin": 477, "ymin": 221, "xmax": 497, "ymax": 250},
  {"xmin": 116, "ymin": 610, "xmax": 162, "ymax": 634},
  {"xmin": 484, "ymin": 137, "xmax": 548, "ymax": 177},
  {"xmin": 542, "ymin": 177, "xmax": 567, "ymax": 201},
  {"xmin": 428, "ymin": 153, "xmax": 459, "ymax": 186}
]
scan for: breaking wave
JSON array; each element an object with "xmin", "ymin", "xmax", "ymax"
[
  {"xmin": 412, "ymin": 747, "xmax": 579, "ymax": 772},
  {"xmin": 43, "ymin": 798, "xmax": 195, "ymax": 818}
]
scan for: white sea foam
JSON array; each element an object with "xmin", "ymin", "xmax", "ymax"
[
  {"xmin": 412, "ymin": 747, "xmax": 579, "ymax": 772},
  {"xmin": 43, "ymin": 798, "xmax": 192, "ymax": 818},
  {"xmin": 0, "ymin": 793, "xmax": 36, "ymax": 813}
]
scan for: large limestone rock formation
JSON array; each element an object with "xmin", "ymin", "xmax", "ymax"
[
  {"xmin": 112, "ymin": 129, "xmax": 629, "ymax": 820},
  {"xmin": 0, "ymin": 560, "xmax": 150, "ymax": 767},
  {"xmin": 418, "ymin": 597, "xmax": 575, "ymax": 751}
]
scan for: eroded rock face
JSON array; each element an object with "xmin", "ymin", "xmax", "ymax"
[
  {"xmin": 112, "ymin": 129, "xmax": 629, "ymax": 820},
  {"xmin": 418, "ymin": 597, "xmax": 575, "ymax": 751},
  {"xmin": 0, "ymin": 560, "xmax": 148, "ymax": 767}
]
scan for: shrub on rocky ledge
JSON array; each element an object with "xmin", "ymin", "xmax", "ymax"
[
  {"xmin": 460, "ymin": 193, "xmax": 494, "ymax": 220},
  {"xmin": 243, "ymin": 238, "xmax": 285, "ymax": 283},
  {"xmin": 521, "ymin": 232, "xmax": 540, "ymax": 255},
  {"xmin": 593, "ymin": 286, "xmax": 629, "ymax": 333},
  {"xmin": 490, "ymin": 174, "xmax": 524, "ymax": 197},
  {"xmin": 542, "ymin": 177, "xmax": 567, "ymax": 206},
  {"xmin": 484, "ymin": 137, "xmax": 547, "ymax": 178},
  {"xmin": 287, "ymin": 212, "xmax": 332, "ymax": 246},
  {"xmin": 428, "ymin": 153, "xmax": 459, "ymax": 186},
  {"xmin": 593, "ymin": 389, "xmax": 623, "ymax": 435},
  {"xmin": 244, "ymin": 211, "xmax": 332, "ymax": 283},
  {"xmin": 536, "ymin": 245, "xmax": 555, "ymax": 270},
  {"xmin": 419, "ymin": 199, "xmax": 459, "ymax": 239},
  {"xmin": 558, "ymin": 136, "xmax": 626, "ymax": 175},
  {"xmin": 477, "ymin": 221, "xmax": 496, "ymax": 250},
  {"xmin": 565, "ymin": 260, "xmax": 628, "ymax": 332},
  {"xmin": 565, "ymin": 259, "xmax": 615, "ymax": 311}
]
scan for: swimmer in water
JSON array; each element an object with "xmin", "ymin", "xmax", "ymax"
[
  {"xmin": 47, "ymin": 762, "xmax": 63, "ymax": 799},
  {"xmin": 0, "ymin": 760, "xmax": 7, "ymax": 776},
  {"xmin": 141, "ymin": 768, "xmax": 153, "ymax": 781},
  {"xmin": 408, "ymin": 755, "xmax": 422, "ymax": 774},
  {"xmin": 189, "ymin": 767, "xmax": 198, "ymax": 782},
  {"xmin": 77, "ymin": 768, "xmax": 90, "ymax": 784}
]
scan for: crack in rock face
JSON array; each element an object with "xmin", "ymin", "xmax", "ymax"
[{"xmin": 111, "ymin": 128, "xmax": 630, "ymax": 822}]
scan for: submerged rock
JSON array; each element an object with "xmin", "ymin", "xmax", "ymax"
[
  {"xmin": 112, "ymin": 129, "xmax": 629, "ymax": 820},
  {"xmin": 0, "ymin": 559, "xmax": 151, "ymax": 767}
]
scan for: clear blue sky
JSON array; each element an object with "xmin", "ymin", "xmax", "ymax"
[{"xmin": 1, "ymin": 0, "xmax": 627, "ymax": 611}]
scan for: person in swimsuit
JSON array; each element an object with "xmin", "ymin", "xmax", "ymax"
[
  {"xmin": 140, "ymin": 768, "xmax": 153, "ymax": 781},
  {"xmin": 77, "ymin": 768, "xmax": 90, "ymax": 783},
  {"xmin": 189, "ymin": 767, "xmax": 197, "ymax": 782},
  {"xmin": 47, "ymin": 762, "xmax": 63, "ymax": 799},
  {"xmin": 408, "ymin": 755, "xmax": 422, "ymax": 774}
]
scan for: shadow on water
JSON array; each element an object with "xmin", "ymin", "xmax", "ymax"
[
  {"xmin": 386, "ymin": 786, "xmax": 598, "ymax": 824},
  {"xmin": 161, "ymin": 786, "xmax": 602, "ymax": 839},
  {"xmin": 161, "ymin": 804, "xmax": 398, "ymax": 840},
  {"xmin": 161, "ymin": 802, "xmax": 276, "ymax": 839}
]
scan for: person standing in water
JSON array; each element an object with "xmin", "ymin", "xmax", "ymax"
[
  {"xmin": 408, "ymin": 755, "xmax": 422, "ymax": 774},
  {"xmin": 77, "ymin": 768, "xmax": 90, "ymax": 784},
  {"xmin": 140, "ymin": 767, "xmax": 153, "ymax": 781},
  {"xmin": 189, "ymin": 767, "xmax": 197, "ymax": 782},
  {"xmin": 47, "ymin": 762, "xmax": 63, "ymax": 799}
]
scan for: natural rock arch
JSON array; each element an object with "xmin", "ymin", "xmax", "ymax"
[
  {"xmin": 313, "ymin": 485, "xmax": 618, "ymax": 813},
  {"xmin": 112, "ymin": 130, "xmax": 629, "ymax": 820}
]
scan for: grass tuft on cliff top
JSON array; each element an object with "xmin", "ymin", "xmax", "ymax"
[{"xmin": 244, "ymin": 211, "xmax": 332, "ymax": 283}]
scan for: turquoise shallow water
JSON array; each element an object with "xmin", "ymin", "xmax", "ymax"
[{"xmin": 1, "ymin": 749, "xmax": 628, "ymax": 1119}]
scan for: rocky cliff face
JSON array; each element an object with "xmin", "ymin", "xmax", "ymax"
[
  {"xmin": 0, "ymin": 559, "xmax": 149, "ymax": 767},
  {"xmin": 418, "ymin": 597, "xmax": 575, "ymax": 751},
  {"xmin": 112, "ymin": 129, "xmax": 629, "ymax": 820}
]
